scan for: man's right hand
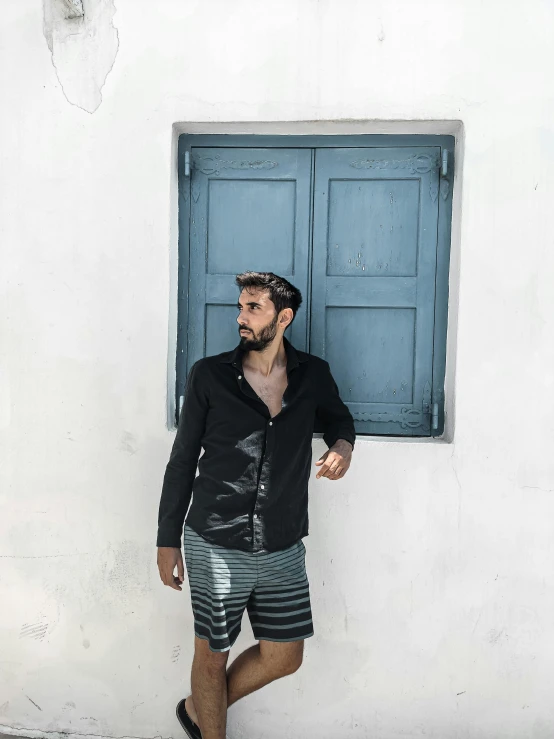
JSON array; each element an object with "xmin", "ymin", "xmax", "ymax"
[{"xmin": 157, "ymin": 547, "xmax": 185, "ymax": 591}]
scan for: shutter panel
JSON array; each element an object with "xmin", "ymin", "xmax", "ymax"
[
  {"xmin": 311, "ymin": 147, "xmax": 441, "ymax": 436},
  {"xmin": 185, "ymin": 147, "xmax": 312, "ymax": 368}
]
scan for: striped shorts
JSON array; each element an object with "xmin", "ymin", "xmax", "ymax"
[{"xmin": 183, "ymin": 524, "xmax": 314, "ymax": 652}]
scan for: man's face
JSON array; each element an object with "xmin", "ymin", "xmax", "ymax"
[{"xmin": 236, "ymin": 288, "xmax": 280, "ymax": 352}]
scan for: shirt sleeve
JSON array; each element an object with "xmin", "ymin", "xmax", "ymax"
[
  {"xmin": 156, "ymin": 360, "xmax": 209, "ymax": 547},
  {"xmin": 315, "ymin": 360, "xmax": 356, "ymax": 451}
]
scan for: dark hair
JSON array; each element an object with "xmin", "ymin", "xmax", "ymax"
[{"xmin": 235, "ymin": 271, "xmax": 303, "ymax": 327}]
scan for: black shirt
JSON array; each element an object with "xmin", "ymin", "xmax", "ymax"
[{"xmin": 156, "ymin": 336, "xmax": 356, "ymax": 553}]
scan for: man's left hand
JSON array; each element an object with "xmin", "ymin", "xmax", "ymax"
[{"xmin": 315, "ymin": 439, "xmax": 353, "ymax": 480}]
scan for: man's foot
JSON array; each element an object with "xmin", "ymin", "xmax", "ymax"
[{"xmin": 176, "ymin": 697, "xmax": 202, "ymax": 739}]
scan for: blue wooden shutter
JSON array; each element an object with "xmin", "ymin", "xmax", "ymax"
[
  {"xmin": 311, "ymin": 147, "xmax": 441, "ymax": 436},
  {"xmin": 185, "ymin": 148, "xmax": 312, "ymax": 370}
]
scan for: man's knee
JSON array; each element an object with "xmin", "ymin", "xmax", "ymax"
[
  {"xmin": 193, "ymin": 636, "xmax": 230, "ymax": 673},
  {"xmin": 259, "ymin": 639, "xmax": 304, "ymax": 676},
  {"xmin": 282, "ymin": 652, "xmax": 303, "ymax": 675}
]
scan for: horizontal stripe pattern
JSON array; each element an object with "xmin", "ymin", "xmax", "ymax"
[{"xmin": 183, "ymin": 524, "xmax": 314, "ymax": 652}]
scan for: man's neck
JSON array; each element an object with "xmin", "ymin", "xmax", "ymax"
[{"xmin": 243, "ymin": 338, "xmax": 287, "ymax": 378}]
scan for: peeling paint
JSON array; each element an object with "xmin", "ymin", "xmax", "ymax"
[
  {"xmin": 63, "ymin": 0, "xmax": 84, "ymax": 18},
  {"xmin": 43, "ymin": 0, "xmax": 119, "ymax": 113}
]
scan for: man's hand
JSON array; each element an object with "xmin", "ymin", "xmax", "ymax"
[
  {"xmin": 157, "ymin": 546, "xmax": 185, "ymax": 591},
  {"xmin": 314, "ymin": 439, "xmax": 353, "ymax": 480}
]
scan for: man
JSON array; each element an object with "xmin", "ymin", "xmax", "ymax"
[{"xmin": 157, "ymin": 271, "xmax": 355, "ymax": 739}]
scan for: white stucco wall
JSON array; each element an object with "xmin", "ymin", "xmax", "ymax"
[{"xmin": 1, "ymin": 1, "xmax": 553, "ymax": 738}]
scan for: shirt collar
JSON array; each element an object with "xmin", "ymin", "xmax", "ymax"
[{"xmin": 218, "ymin": 334, "xmax": 308, "ymax": 372}]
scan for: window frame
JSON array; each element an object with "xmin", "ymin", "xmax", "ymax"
[{"xmin": 175, "ymin": 133, "xmax": 455, "ymax": 438}]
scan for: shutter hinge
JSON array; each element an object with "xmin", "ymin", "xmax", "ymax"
[
  {"xmin": 184, "ymin": 151, "xmax": 191, "ymax": 177},
  {"xmin": 431, "ymin": 402, "xmax": 439, "ymax": 430},
  {"xmin": 441, "ymin": 150, "xmax": 448, "ymax": 177}
]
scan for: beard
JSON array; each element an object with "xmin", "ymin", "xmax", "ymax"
[{"xmin": 238, "ymin": 313, "xmax": 279, "ymax": 352}]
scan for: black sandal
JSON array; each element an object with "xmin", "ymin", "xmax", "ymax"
[{"xmin": 176, "ymin": 697, "xmax": 202, "ymax": 739}]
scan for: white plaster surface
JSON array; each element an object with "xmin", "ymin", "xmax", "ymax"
[{"xmin": 1, "ymin": 1, "xmax": 553, "ymax": 738}]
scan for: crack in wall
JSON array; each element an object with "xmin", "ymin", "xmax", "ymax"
[
  {"xmin": 0, "ymin": 725, "xmax": 173, "ymax": 739},
  {"xmin": 0, "ymin": 552, "xmax": 91, "ymax": 558},
  {"xmin": 42, "ymin": 0, "xmax": 119, "ymax": 113}
]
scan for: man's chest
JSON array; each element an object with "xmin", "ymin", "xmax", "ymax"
[{"xmin": 242, "ymin": 366, "xmax": 289, "ymax": 419}]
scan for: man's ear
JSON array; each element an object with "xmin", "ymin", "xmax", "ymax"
[{"xmin": 280, "ymin": 308, "xmax": 293, "ymax": 326}]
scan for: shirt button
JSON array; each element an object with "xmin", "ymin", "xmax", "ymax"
[
  {"xmin": 269, "ymin": 421, "xmax": 273, "ymax": 425},
  {"xmin": 238, "ymin": 375, "xmax": 242, "ymax": 379},
  {"xmin": 260, "ymin": 484, "xmax": 265, "ymax": 489},
  {"xmin": 253, "ymin": 514, "xmax": 258, "ymax": 519}
]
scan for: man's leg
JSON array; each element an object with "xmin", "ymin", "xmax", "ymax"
[
  {"xmin": 227, "ymin": 637, "xmax": 304, "ymax": 706},
  {"xmin": 181, "ymin": 524, "xmax": 254, "ymax": 735},
  {"xmin": 187, "ymin": 636, "xmax": 230, "ymax": 739},
  {"xmin": 185, "ymin": 637, "xmax": 304, "ymax": 726},
  {"xmin": 183, "ymin": 531, "xmax": 312, "ymax": 732}
]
